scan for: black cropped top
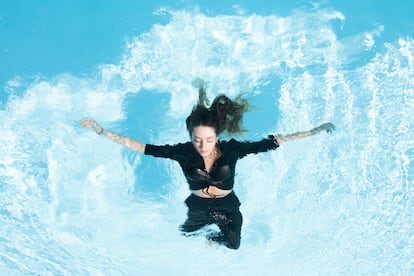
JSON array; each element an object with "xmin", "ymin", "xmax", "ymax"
[{"xmin": 144, "ymin": 137, "xmax": 279, "ymax": 191}]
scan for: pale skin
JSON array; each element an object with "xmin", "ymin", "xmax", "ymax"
[{"xmin": 81, "ymin": 118, "xmax": 335, "ymax": 198}]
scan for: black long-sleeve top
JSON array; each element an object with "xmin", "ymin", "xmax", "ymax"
[{"xmin": 144, "ymin": 137, "xmax": 279, "ymax": 190}]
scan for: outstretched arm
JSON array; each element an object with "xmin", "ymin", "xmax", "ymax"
[
  {"xmin": 275, "ymin": 122, "xmax": 335, "ymax": 144},
  {"xmin": 81, "ymin": 118, "xmax": 146, "ymax": 153}
]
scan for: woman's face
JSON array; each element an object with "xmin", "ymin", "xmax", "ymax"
[{"xmin": 192, "ymin": 125, "xmax": 218, "ymax": 158}]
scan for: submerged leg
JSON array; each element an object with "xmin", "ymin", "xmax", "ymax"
[
  {"xmin": 179, "ymin": 210, "xmax": 210, "ymax": 234},
  {"xmin": 209, "ymin": 210, "xmax": 243, "ymax": 250}
]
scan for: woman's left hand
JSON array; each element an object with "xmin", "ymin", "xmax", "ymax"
[{"xmin": 318, "ymin": 122, "xmax": 336, "ymax": 133}]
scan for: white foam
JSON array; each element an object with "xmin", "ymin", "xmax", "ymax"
[{"xmin": 0, "ymin": 7, "xmax": 413, "ymax": 275}]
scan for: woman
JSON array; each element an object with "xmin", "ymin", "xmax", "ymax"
[{"xmin": 81, "ymin": 83, "xmax": 335, "ymax": 250}]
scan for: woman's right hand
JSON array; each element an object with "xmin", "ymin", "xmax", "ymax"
[{"xmin": 81, "ymin": 118, "xmax": 103, "ymax": 135}]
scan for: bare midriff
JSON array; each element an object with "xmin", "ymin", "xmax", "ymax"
[{"xmin": 191, "ymin": 186, "xmax": 232, "ymax": 198}]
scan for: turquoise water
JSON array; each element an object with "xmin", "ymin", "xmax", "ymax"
[{"xmin": 1, "ymin": 1, "xmax": 413, "ymax": 275}]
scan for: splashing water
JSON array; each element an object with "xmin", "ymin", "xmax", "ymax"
[{"xmin": 1, "ymin": 7, "xmax": 413, "ymax": 275}]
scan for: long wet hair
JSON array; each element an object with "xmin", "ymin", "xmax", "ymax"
[{"xmin": 186, "ymin": 79, "xmax": 251, "ymax": 137}]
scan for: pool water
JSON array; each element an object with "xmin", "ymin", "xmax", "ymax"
[{"xmin": 1, "ymin": 1, "xmax": 413, "ymax": 275}]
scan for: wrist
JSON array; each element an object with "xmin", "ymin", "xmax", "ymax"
[
  {"xmin": 311, "ymin": 127, "xmax": 321, "ymax": 134},
  {"xmin": 269, "ymin": 135, "xmax": 280, "ymax": 146}
]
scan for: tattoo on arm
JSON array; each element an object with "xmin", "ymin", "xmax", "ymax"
[
  {"xmin": 277, "ymin": 127, "xmax": 323, "ymax": 143},
  {"xmin": 102, "ymin": 130, "xmax": 146, "ymax": 152}
]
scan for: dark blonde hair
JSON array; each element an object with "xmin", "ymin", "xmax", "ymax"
[{"xmin": 186, "ymin": 79, "xmax": 251, "ymax": 137}]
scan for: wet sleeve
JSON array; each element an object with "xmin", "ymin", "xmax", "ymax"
[
  {"xmin": 230, "ymin": 136, "xmax": 279, "ymax": 159},
  {"xmin": 144, "ymin": 143, "xmax": 185, "ymax": 160}
]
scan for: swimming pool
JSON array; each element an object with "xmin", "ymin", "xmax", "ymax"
[{"xmin": 1, "ymin": 1, "xmax": 413, "ymax": 275}]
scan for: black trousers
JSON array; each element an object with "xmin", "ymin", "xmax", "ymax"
[{"xmin": 180, "ymin": 192, "xmax": 243, "ymax": 250}]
